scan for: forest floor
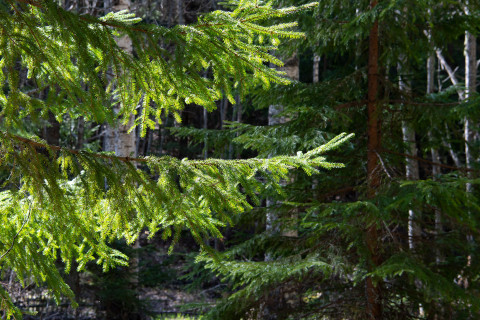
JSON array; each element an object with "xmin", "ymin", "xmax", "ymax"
[{"xmin": 3, "ymin": 235, "xmax": 219, "ymax": 319}]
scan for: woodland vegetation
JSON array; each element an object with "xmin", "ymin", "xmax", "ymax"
[{"xmin": 0, "ymin": 0, "xmax": 480, "ymax": 319}]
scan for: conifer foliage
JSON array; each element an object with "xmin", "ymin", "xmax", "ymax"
[
  {"xmin": 176, "ymin": 0, "xmax": 480, "ymax": 319},
  {"xmin": 0, "ymin": 0, "xmax": 349, "ymax": 318}
]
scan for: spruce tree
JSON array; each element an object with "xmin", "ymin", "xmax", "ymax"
[
  {"xmin": 188, "ymin": 0, "xmax": 480, "ymax": 319},
  {"xmin": 0, "ymin": 0, "xmax": 356, "ymax": 318}
]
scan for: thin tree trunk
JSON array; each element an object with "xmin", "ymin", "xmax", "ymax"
[
  {"xmin": 229, "ymin": 95, "xmax": 240, "ymax": 159},
  {"xmin": 265, "ymin": 103, "xmax": 286, "ymax": 242},
  {"xmin": 436, "ymin": 51, "xmax": 463, "ymax": 167},
  {"xmin": 463, "ymin": 5, "xmax": 477, "ymax": 290},
  {"xmin": 427, "ymin": 52, "xmax": 443, "ymax": 264},
  {"xmin": 76, "ymin": 117, "xmax": 85, "ymax": 150},
  {"xmin": 266, "ymin": 55, "xmax": 299, "ymax": 245},
  {"xmin": 203, "ymin": 106, "xmax": 208, "ymax": 159},
  {"xmin": 398, "ymin": 62, "xmax": 420, "ymax": 250},
  {"xmin": 313, "ymin": 54, "xmax": 320, "ymax": 83},
  {"xmin": 236, "ymin": 96, "xmax": 242, "ymax": 159},
  {"xmin": 42, "ymin": 100, "xmax": 60, "ymax": 146},
  {"xmin": 262, "ymin": 55, "xmax": 299, "ymax": 320},
  {"xmin": 176, "ymin": 0, "xmax": 184, "ymax": 25},
  {"xmin": 464, "ymin": 28, "xmax": 476, "ymax": 193},
  {"xmin": 402, "ymin": 123, "xmax": 420, "ymax": 248},
  {"xmin": 365, "ymin": 1, "xmax": 382, "ymax": 318}
]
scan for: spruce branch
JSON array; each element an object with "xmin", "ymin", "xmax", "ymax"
[{"xmin": 0, "ymin": 198, "xmax": 32, "ymax": 262}]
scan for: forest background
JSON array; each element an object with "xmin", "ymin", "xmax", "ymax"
[{"xmin": 0, "ymin": 0, "xmax": 480, "ymax": 319}]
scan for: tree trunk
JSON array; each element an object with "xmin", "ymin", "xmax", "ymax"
[
  {"xmin": 104, "ymin": 0, "xmax": 136, "ymax": 157},
  {"xmin": 103, "ymin": 0, "xmax": 139, "ymax": 318},
  {"xmin": 427, "ymin": 52, "xmax": 443, "ymax": 264},
  {"xmin": 398, "ymin": 62, "xmax": 420, "ymax": 250},
  {"xmin": 262, "ymin": 55, "xmax": 299, "ymax": 320},
  {"xmin": 436, "ymin": 51, "xmax": 465, "ymax": 100},
  {"xmin": 436, "ymin": 51, "xmax": 464, "ymax": 168},
  {"xmin": 176, "ymin": 0, "xmax": 184, "ymax": 25},
  {"xmin": 463, "ymin": 4, "xmax": 477, "ymax": 291},
  {"xmin": 313, "ymin": 54, "xmax": 320, "ymax": 83},
  {"xmin": 203, "ymin": 106, "xmax": 208, "ymax": 159},
  {"xmin": 365, "ymin": 1, "xmax": 382, "ymax": 318},
  {"xmin": 464, "ymin": 28, "xmax": 476, "ymax": 193},
  {"xmin": 266, "ymin": 55, "xmax": 299, "ymax": 245},
  {"xmin": 43, "ymin": 111, "xmax": 60, "ymax": 146}
]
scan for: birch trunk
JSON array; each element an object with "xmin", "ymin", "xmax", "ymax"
[
  {"xmin": 398, "ymin": 62, "xmax": 420, "ymax": 250},
  {"xmin": 313, "ymin": 54, "xmax": 320, "ymax": 83},
  {"xmin": 103, "ymin": 0, "xmax": 139, "ymax": 318},
  {"xmin": 104, "ymin": 0, "xmax": 136, "ymax": 159},
  {"xmin": 265, "ymin": 55, "xmax": 299, "ymax": 243},
  {"xmin": 436, "ymin": 51, "xmax": 463, "ymax": 167},
  {"xmin": 463, "ymin": 5, "xmax": 477, "ymax": 288},
  {"xmin": 464, "ymin": 28, "xmax": 476, "ymax": 193},
  {"xmin": 261, "ymin": 55, "xmax": 299, "ymax": 320}
]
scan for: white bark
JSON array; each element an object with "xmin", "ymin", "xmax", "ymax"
[
  {"xmin": 436, "ymin": 50, "xmax": 465, "ymax": 100},
  {"xmin": 104, "ymin": 0, "xmax": 136, "ymax": 159},
  {"xmin": 442, "ymin": 126, "xmax": 462, "ymax": 168},
  {"xmin": 266, "ymin": 56, "xmax": 299, "ymax": 260},
  {"xmin": 436, "ymin": 50, "xmax": 464, "ymax": 167},
  {"xmin": 398, "ymin": 62, "xmax": 420, "ymax": 250},
  {"xmin": 402, "ymin": 122, "xmax": 420, "ymax": 250},
  {"xmin": 464, "ymin": 29, "xmax": 476, "ymax": 193},
  {"xmin": 313, "ymin": 54, "xmax": 320, "ymax": 83},
  {"xmin": 103, "ymin": 0, "xmax": 139, "ymax": 305}
]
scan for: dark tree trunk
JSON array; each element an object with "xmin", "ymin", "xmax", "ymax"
[
  {"xmin": 365, "ymin": 1, "xmax": 382, "ymax": 319},
  {"xmin": 45, "ymin": 112, "xmax": 60, "ymax": 146}
]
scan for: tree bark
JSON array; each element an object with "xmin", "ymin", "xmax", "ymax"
[
  {"xmin": 104, "ymin": 0, "xmax": 136, "ymax": 158},
  {"xmin": 262, "ymin": 55, "xmax": 299, "ymax": 319},
  {"xmin": 427, "ymin": 52, "xmax": 443, "ymax": 264},
  {"xmin": 203, "ymin": 106, "xmax": 208, "ymax": 159},
  {"xmin": 313, "ymin": 54, "xmax": 320, "ymax": 83},
  {"xmin": 398, "ymin": 62, "xmax": 420, "ymax": 250},
  {"xmin": 426, "ymin": 49, "xmax": 445, "ymax": 262},
  {"xmin": 103, "ymin": 0, "xmax": 139, "ymax": 318},
  {"xmin": 176, "ymin": 0, "xmax": 184, "ymax": 25},
  {"xmin": 436, "ymin": 51, "xmax": 464, "ymax": 168},
  {"xmin": 365, "ymin": 1, "xmax": 382, "ymax": 318},
  {"xmin": 266, "ymin": 55, "xmax": 299, "ymax": 244},
  {"xmin": 436, "ymin": 50, "xmax": 465, "ymax": 100},
  {"xmin": 464, "ymin": 28, "xmax": 476, "ymax": 193}
]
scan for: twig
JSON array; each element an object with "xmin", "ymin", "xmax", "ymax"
[
  {"xmin": 5, "ymin": 132, "xmax": 148, "ymax": 164},
  {"xmin": 335, "ymin": 99, "xmax": 459, "ymax": 110},
  {"xmin": 436, "ymin": 50, "xmax": 465, "ymax": 100},
  {"xmin": 380, "ymin": 148, "xmax": 477, "ymax": 173},
  {"xmin": 442, "ymin": 123, "xmax": 462, "ymax": 167},
  {"xmin": 383, "ymin": 220, "xmax": 403, "ymax": 251},
  {"xmin": 375, "ymin": 150, "xmax": 392, "ymax": 179},
  {"xmin": 0, "ymin": 200, "xmax": 32, "ymax": 262},
  {"xmin": 335, "ymin": 100, "xmax": 367, "ymax": 110}
]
